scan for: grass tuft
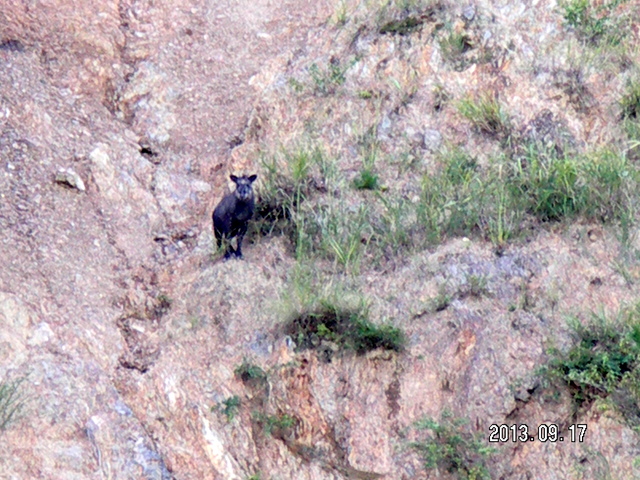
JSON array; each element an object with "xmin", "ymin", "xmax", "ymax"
[{"xmin": 457, "ymin": 93, "xmax": 511, "ymax": 138}]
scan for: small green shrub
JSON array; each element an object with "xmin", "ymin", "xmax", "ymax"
[
  {"xmin": 214, "ymin": 395, "xmax": 241, "ymax": 421},
  {"xmin": 410, "ymin": 410, "xmax": 496, "ymax": 480},
  {"xmin": 544, "ymin": 306, "xmax": 640, "ymax": 413},
  {"xmin": 234, "ymin": 361, "xmax": 267, "ymax": 385},
  {"xmin": 0, "ymin": 377, "xmax": 26, "ymax": 432},
  {"xmin": 457, "ymin": 93, "xmax": 511, "ymax": 138},
  {"xmin": 253, "ymin": 412, "xmax": 298, "ymax": 439}
]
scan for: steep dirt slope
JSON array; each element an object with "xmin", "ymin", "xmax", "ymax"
[{"xmin": 2, "ymin": 0, "xmax": 640, "ymax": 479}]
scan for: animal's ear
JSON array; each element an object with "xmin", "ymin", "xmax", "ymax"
[
  {"xmin": 230, "ymin": 175, "xmax": 238, "ymax": 183},
  {"xmin": 248, "ymin": 174, "xmax": 257, "ymax": 183}
]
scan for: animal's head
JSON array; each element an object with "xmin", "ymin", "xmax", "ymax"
[{"xmin": 231, "ymin": 174, "xmax": 257, "ymax": 201}]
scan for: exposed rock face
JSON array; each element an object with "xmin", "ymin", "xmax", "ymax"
[{"xmin": 2, "ymin": 0, "xmax": 640, "ymax": 479}]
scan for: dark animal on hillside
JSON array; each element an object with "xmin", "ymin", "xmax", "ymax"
[{"xmin": 212, "ymin": 174, "xmax": 257, "ymax": 259}]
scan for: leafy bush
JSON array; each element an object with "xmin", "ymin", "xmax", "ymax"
[{"xmin": 545, "ymin": 306, "xmax": 640, "ymax": 413}]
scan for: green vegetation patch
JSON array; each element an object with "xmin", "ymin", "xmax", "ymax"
[
  {"xmin": 621, "ymin": 79, "xmax": 640, "ymax": 152},
  {"xmin": 213, "ymin": 395, "xmax": 241, "ymax": 422},
  {"xmin": 544, "ymin": 305, "xmax": 640, "ymax": 419},
  {"xmin": 439, "ymin": 30, "xmax": 474, "ymax": 71},
  {"xmin": 559, "ymin": 0, "xmax": 632, "ymax": 46},
  {"xmin": 419, "ymin": 145, "xmax": 638, "ymax": 244},
  {"xmin": 234, "ymin": 361, "xmax": 268, "ymax": 389},
  {"xmin": 284, "ymin": 299, "xmax": 405, "ymax": 357},
  {"xmin": 379, "ymin": 16, "xmax": 425, "ymax": 35},
  {"xmin": 457, "ymin": 93, "xmax": 511, "ymax": 138},
  {"xmin": 253, "ymin": 412, "xmax": 298, "ymax": 440},
  {"xmin": 410, "ymin": 410, "xmax": 496, "ymax": 480},
  {"xmin": 0, "ymin": 376, "xmax": 26, "ymax": 432},
  {"xmin": 309, "ymin": 57, "xmax": 356, "ymax": 96},
  {"xmin": 353, "ymin": 168, "xmax": 380, "ymax": 190}
]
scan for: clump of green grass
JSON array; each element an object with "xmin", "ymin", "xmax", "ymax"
[
  {"xmin": 510, "ymin": 145, "xmax": 637, "ymax": 223},
  {"xmin": 457, "ymin": 93, "xmax": 511, "ymax": 138},
  {"xmin": 509, "ymin": 145, "xmax": 582, "ymax": 222},
  {"xmin": 544, "ymin": 305, "xmax": 640, "ymax": 415},
  {"xmin": 430, "ymin": 285, "xmax": 453, "ymax": 312},
  {"xmin": 0, "ymin": 376, "xmax": 26, "ymax": 432},
  {"xmin": 410, "ymin": 410, "xmax": 496, "ymax": 480},
  {"xmin": 353, "ymin": 168, "xmax": 380, "ymax": 190},
  {"xmin": 559, "ymin": 0, "xmax": 630, "ymax": 46},
  {"xmin": 467, "ymin": 274, "xmax": 489, "ymax": 298},
  {"xmin": 371, "ymin": 194, "xmax": 420, "ymax": 256},
  {"xmin": 304, "ymin": 202, "xmax": 372, "ymax": 272},
  {"xmin": 252, "ymin": 145, "xmax": 332, "ymax": 243},
  {"xmin": 417, "ymin": 144, "xmax": 638, "ymax": 245},
  {"xmin": 418, "ymin": 148, "xmax": 483, "ymax": 242},
  {"xmin": 283, "ymin": 296, "xmax": 406, "ymax": 358}
]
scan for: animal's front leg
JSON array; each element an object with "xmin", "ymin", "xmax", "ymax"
[{"xmin": 235, "ymin": 228, "xmax": 247, "ymax": 259}]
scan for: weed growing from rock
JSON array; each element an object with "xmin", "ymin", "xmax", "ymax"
[
  {"xmin": 234, "ymin": 361, "xmax": 267, "ymax": 388},
  {"xmin": 309, "ymin": 57, "xmax": 356, "ymax": 96},
  {"xmin": 213, "ymin": 395, "xmax": 241, "ymax": 422},
  {"xmin": 410, "ymin": 410, "xmax": 496, "ymax": 480}
]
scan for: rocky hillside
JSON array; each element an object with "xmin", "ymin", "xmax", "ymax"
[{"xmin": 2, "ymin": 0, "xmax": 640, "ymax": 479}]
